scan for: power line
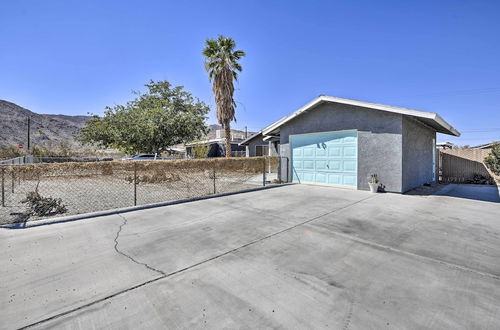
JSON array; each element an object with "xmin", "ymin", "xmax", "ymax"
[
  {"xmin": 460, "ymin": 128, "xmax": 500, "ymax": 133},
  {"xmin": 393, "ymin": 87, "xmax": 500, "ymax": 100},
  {"xmin": 27, "ymin": 116, "xmax": 30, "ymax": 151},
  {"xmin": 441, "ymin": 137, "xmax": 500, "ymax": 141}
]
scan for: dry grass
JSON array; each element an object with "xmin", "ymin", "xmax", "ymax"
[{"xmin": 0, "ymin": 157, "xmax": 279, "ymax": 225}]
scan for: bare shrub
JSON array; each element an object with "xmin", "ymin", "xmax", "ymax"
[
  {"xmin": 21, "ymin": 184, "xmax": 67, "ymax": 217},
  {"xmin": 484, "ymin": 145, "xmax": 500, "ymax": 177}
]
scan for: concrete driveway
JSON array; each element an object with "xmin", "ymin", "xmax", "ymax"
[{"xmin": 1, "ymin": 184, "xmax": 500, "ymax": 329}]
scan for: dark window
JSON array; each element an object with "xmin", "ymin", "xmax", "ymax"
[{"xmin": 255, "ymin": 145, "xmax": 269, "ymax": 156}]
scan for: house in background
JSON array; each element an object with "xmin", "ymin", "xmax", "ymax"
[
  {"xmin": 473, "ymin": 141, "xmax": 500, "ymax": 150},
  {"xmin": 436, "ymin": 142, "xmax": 454, "ymax": 150},
  {"xmin": 244, "ymin": 95, "xmax": 460, "ymax": 193},
  {"xmin": 239, "ymin": 130, "xmax": 280, "ymax": 157},
  {"xmin": 186, "ymin": 129, "xmax": 247, "ymax": 157}
]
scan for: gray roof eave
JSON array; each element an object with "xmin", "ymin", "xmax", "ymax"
[{"xmin": 262, "ymin": 95, "xmax": 461, "ymax": 137}]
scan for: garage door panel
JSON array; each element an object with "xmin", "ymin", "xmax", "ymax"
[
  {"xmin": 303, "ymin": 160, "xmax": 314, "ymax": 170},
  {"xmin": 328, "ymin": 160, "xmax": 342, "ymax": 171},
  {"xmin": 327, "ymin": 174, "xmax": 341, "ymax": 185},
  {"xmin": 293, "ymin": 171, "xmax": 303, "ymax": 182},
  {"xmin": 328, "ymin": 147, "xmax": 342, "ymax": 157},
  {"xmin": 316, "ymin": 147, "xmax": 327, "ymax": 157},
  {"xmin": 343, "ymin": 160, "xmax": 357, "ymax": 172},
  {"xmin": 315, "ymin": 160, "xmax": 327, "ymax": 170},
  {"xmin": 342, "ymin": 174, "xmax": 357, "ymax": 186},
  {"xmin": 291, "ymin": 131, "xmax": 357, "ymax": 187},
  {"xmin": 293, "ymin": 160, "xmax": 302, "ymax": 169},
  {"xmin": 303, "ymin": 148, "xmax": 315, "ymax": 157},
  {"xmin": 343, "ymin": 146, "xmax": 357, "ymax": 157},
  {"xmin": 316, "ymin": 172, "xmax": 327, "ymax": 183},
  {"xmin": 293, "ymin": 149, "xmax": 302, "ymax": 157},
  {"xmin": 303, "ymin": 172, "xmax": 315, "ymax": 182}
]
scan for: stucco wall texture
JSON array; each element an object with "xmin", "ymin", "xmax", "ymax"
[
  {"xmin": 402, "ymin": 117, "xmax": 436, "ymax": 192},
  {"xmin": 278, "ymin": 102, "xmax": 436, "ymax": 193}
]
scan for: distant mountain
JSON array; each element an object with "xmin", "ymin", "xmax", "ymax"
[
  {"xmin": 0, "ymin": 100, "xmax": 90, "ymax": 148},
  {"xmin": 0, "ymin": 100, "xmax": 256, "ymax": 150}
]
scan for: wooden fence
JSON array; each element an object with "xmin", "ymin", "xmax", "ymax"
[{"xmin": 438, "ymin": 148, "xmax": 497, "ymax": 184}]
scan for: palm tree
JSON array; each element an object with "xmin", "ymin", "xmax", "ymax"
[{"xmin": 203, "ymin": 35, "xmax": 245, "ymax": 157}]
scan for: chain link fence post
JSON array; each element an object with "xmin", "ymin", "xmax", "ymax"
[
  {"xmin": 11, "ymin": 169, "xmax": 15, "ymax": 193},
  {"xmin": 282, "ymin": 157, "xmax": 289, "ymax": 183},
  {"xmin": 213, "ymin": 166, "xmax": 216, "ymax": 194},
  {"xmin": 262, "ymin": 157, "xmax": 266, "ymax": 186},
  {"xmin": 1, "ymin": 158, "xmax": 284, "ymax": 224},
  {"xmin": 276, "ymin": 156, "xmax": 282, "ymax": 183},
  {"xmin": 1, "ymin": 167, "xmax": 5, "ymax": 207},
  {"xmin": 133, "ymin": 163, "xmax": 138, "ymax": 206}
]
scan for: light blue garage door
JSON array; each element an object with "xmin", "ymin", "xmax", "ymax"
[{"xmin": 291, "ymin": 130, "xmax": 358, "ymax": 187}]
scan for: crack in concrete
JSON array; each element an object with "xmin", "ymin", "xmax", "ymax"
[
  {"xmin": 19, "ymin": 190, "xmax": 500, "ymax": 330},
  {"xmin": 113, "ymin": 214, "xmax": 166, "ymax": 276},
  {"xmin": 342, "ymin": 294, "xmax": 355, "ymax": 330},
  {"xmin": 28, "ymin": 193, "xmax": 500, "ymax": 328},
  {"xmin": 17, "ymin": 190, "xmax": 500, "ymax": 329},
  {"xmin": 322, "ymin": 226, "xmax": 500, "ymax": 281},
  {"xmin": 19, "ymin": 194, "xmax": 379, "ymax": 329}
]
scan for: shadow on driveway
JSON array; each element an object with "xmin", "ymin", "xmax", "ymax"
[{"xmin": 433, "ymin": 184, "xmax": 500, "ymax": 203}]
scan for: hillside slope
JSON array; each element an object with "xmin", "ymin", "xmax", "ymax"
[
  {"xmin": 0, "ymin": 100, "xmax": 255, "ymax": 151},
  {"xmin": 0, "ymin": 100, "xmax": 90, "ymax": 148}
]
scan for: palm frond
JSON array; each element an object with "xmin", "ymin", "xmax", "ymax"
[{"xmin": 202, "ymin": 35, "xmax": 245, "ymax": 156}]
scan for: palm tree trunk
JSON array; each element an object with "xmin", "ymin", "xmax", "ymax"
[{"xmin": 224, "ymin": 124, "xmax": 232, "ymax": 157}]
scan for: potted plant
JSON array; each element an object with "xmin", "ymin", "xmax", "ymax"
[{"xmin": 368, "ymin": 174, "xmax": 379, "ymax": 193}]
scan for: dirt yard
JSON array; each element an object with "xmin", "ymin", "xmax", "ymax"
[{"xmin": 0, "ymin": 172, "xmax": 267, "ymax": 224}]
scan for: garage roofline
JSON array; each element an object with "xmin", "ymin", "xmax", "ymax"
[
  {"xmin": 238, "ymin": 115, "xmax": 289, "ymax": 146},
  {"xmin": 262, "ymin": 95, "xmax": 461, "ymax": 137}
]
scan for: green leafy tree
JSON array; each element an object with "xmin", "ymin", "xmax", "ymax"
[
  {"xmin": 203, "ymin": 35, "xmax": 245, "ymax": 157},
  {"xmin": 484, "ymin": 144, "xmax": 500, "ymax": 176},
  {"xmin": 78, "ymin": 80, "xmax": 210, "ymax": 154}
]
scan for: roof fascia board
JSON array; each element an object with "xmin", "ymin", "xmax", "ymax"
[
  {"xmin": 238, "ymin": 131, "xmax": 262, "ymax": 146},
  {"xmin": 322, "ymin": 96, "xmax": 437, "ymax": 120},
  {"xmin": 433, "ymin": 113, "xmax": 460, "ymax": 136},
  {"xmin": 262, "ymin": 95, "xmax": 460, "ymax": 137},
  {"xmin": 262, "ymin": 135, "xmax": 280, "ymax": 141}
]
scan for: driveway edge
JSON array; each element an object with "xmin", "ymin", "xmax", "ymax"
[{"xmin": 430, "ymin": 183, "xmax": 455, "ymax": 195}]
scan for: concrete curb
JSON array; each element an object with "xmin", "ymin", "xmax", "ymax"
[{"xmin": 1, "ymin": 184, "xmax": 291, "ymax": 230}]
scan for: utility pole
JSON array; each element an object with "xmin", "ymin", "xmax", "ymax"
[
  {"xmin": 245, "ymin": 126, "xmax": 247, "ymax": 138},
  {"xmin": 27, "ymin": 116, "xmax": 31, "ymax": 152}
]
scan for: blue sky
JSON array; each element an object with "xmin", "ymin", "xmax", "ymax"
[{"xmin": 1, "ymin": 0, "xmax": 499, "ymax": 145}]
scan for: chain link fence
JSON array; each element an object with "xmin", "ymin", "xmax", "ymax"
[
  {"xmin": 0, "ymin": 155, "xmax": 119, "ymax": 165},
  {"xmin": 0, "ymin": 156, "xmax": 33, "ymax": 166},
  {"xmin": 0, "ymin": 157, "xmax": 285, "ymax": 225}
]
